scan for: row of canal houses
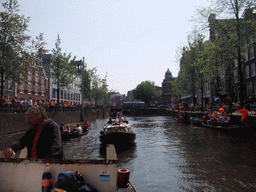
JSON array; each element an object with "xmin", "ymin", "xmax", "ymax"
[
  {"xmin": 2, "ymin": 54, "xmax": 83, "ymax": 105},
  {"xmin": 181, "ymin": 9, "xmax": 256, "ymax": 106}
]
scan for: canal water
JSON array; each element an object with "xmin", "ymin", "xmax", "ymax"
[{"xmin": 63, "ymin": 116, "xmax": 256, "ymax": 192}]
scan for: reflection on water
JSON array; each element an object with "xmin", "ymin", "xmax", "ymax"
[{"xmin": 63, "ymin": 116, "xmax": 256, "ymax": 192}]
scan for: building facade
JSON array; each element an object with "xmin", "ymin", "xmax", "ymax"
[
  {"xmin": 17, "ymin": 56, "xmax": 48, "ymax": 101},
  {"xmin": 41, "ymin": 54, "xmax": 83, "ymax": 104}
]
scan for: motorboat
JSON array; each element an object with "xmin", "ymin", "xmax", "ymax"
[{"xmin": 99, "ymin": 121, "xmax": 136, "ymax": 146}]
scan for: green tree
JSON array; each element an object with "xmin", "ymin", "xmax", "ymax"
[
  {"xmin": 29, "ymin": 32, "xmax": 48, "ymax": 57},
  {"xmin": 50, "ymin": 35, "xmax": 76, "ymax": 104},
  {"xmin": 133, "ymin": 80, "xmax": 160, "ymax": 106},
  {"xmin": 80, "ymin": 64, "xmax": 94, "ymax": 101},
  {"xmin": 90, "ymin": 71, "xmax": 109, "ymax": 105},
  {"xmin": 0, "ymin": 0, "xmax": 30, "ymax": 102},
  {"xmin": 196, "ymin": 0, "xmax": 256, "ymax": 108}
]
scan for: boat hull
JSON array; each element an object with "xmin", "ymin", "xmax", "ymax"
[
  {"xmin": 61, "ymin": 131, "xmax": 88, "ymax": 141},
  {"xmin": 202, "ymin": 121, "xmax": 241, "ymax": 130},
  {"xmin": 190, "ymin": 117, "xmax": 205, "ymax": 126},
  {"xmin": 100, "ymin": 132, "xmax": 136, "ymax": 145}
]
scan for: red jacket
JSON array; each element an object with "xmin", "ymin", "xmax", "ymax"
[{"xmin": 237, "ymin": 108, "xmax": 248, "ymax": 122}]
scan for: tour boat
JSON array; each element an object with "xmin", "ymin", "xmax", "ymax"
[
  {"xmin": 0, "ymin": 144, "xmax": 136, "ymax": 192},
  {"xmin": 99, "ymin": 121, "xmax": 136, "ymax": 146}
]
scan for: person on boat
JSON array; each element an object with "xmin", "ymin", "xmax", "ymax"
[
  {"xmin": 75, "ymin": 124, "xmax": 83, "ymax": 134},
  {"xmin": 107, "ymin": 117, "xmax": 114, "ymax": 124},
  {"xmin": 82, "ymin": 121, "xmax": 89, "ymax": 132},
  {"xmin": 211, "ymin": 111, "xmax": 218, "ymax": 125},
  {"xmin": 3, "ymin": 106, "xmax": 64, "ymax": 159},
  {"xmin": 59, "ymin": 124, "xmax": 65, "ymax": 133},
  {"xmin": 237, "ymin": 105, "xmax": 249, "ymax": 126},
  {"xmin": 123, "ymin": 116, "xmax": 128, "ymax": 123},
  {"xmin": 119, "ymin": 116, "xmax": 123, "ymax": 123},
  {"xmin": 65, "ymin": 124, "xmax": 71, "ymax": 133}
]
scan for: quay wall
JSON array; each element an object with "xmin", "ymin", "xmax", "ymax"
[
  {"xmin": 127, "ymin": 108, "xmax": 255, "ymax": 125},
  {"xmin": 0, "ymin": 109, "xmax": 110, "ymax": 135},
  {"xmin": 1, "ymin": 108, "xmax": 255, "ymax": 136}
]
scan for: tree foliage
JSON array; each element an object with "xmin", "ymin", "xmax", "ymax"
[
  {"xmin": 195, "ymin": 0, "xmax": 256, "ymax": 107},
  {"xmin": 50, "ymin": 35, "xmax": 76, "ymax": 104},
  {"xmin": 173, "ymin": 31, "xmax": 209, "ymax": 107},
  {"xmin": 0, "ymin": 0, "xmax": 30, "ymax": 100},
  {"xmin": 133, "ymin": 80, "xmax": 159, "ymax": 106},
  {"xmin": 90, "ymin": 71, "xmax": 109, "ymax": 105}
]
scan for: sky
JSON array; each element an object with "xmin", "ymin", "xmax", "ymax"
[{"xmin": 1, "ymin": 0, "xmax": 211, "ymax": 95}]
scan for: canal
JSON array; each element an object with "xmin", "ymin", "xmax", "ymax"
[{"xmin": 64, "ymin": 116, "xmax": 256, "ymax": 192}]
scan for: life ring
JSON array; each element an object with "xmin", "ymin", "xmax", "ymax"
[{"xmin": 117, "ymin": 168, "xmax": 130, "ymax": 188}]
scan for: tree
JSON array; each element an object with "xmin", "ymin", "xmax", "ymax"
[
  {"xmin": 29, "ymin": 33, "xmax": 48, "ymax": 57},
  {"xmin": 133, "ymin": 80, "xmax": 160, "ymax": 106},
  {"xmin": 0, "ymin": 0, "xmax": 30, "ymax": 103},
  {"xmin": 80, "ymin": 63, "xmax": 94, "ymax": 101},
  {"xmin": 90, "ymin": 71, "xmax": 109, "ymax": 105},
  {"xmin": 50, "ymin": 35, "xmax": 76, "ymax": 104},
  {"xmin": 196, "ymin": 0, "xmax": 256, "ymax": 108}
]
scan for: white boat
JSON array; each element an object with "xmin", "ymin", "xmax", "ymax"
[{"xmin": 0, "ymin": 144, "xmax": 136, "ymax": 192}]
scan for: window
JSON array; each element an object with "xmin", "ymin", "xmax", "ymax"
[
  {"xmin": 233, "ymin": 69, "xmax": 239, "ymax": 83},
  {"xmin": 52, "ymin": 88, "xmax": 56, "ymax": 98},
  {"xmin": 249, "ymin": 47, "xmax": 254, "ymax": 60},
  {"xmin": 234, "ymin": 59, "xmax": 238, "ymax": 68},
  {"xmin": 8, "ymin": 79, "xmax": 13, "ymax": 90},
  {"xmin": 247, "ymin": 81, "xmax": 253, "ymax": 96},
  {"xmin": 251, "ymin": 63, "xmax": 256, "ymax": 77},
  {"xmin": 254, "ymin": 80, "xmax": 256, "ymax": 96},
  {"xmin": 28, "ymin": 72, "xmax": 32, "ymax": 84},
  {"xmin": 64, "ymin": 90, "xmax": 67, "ymax": 100},
  {"xmin": 244, "ymin": 52, "xmax": 248, "ymax": 62},
  {"xmin": 20, "ymin": 84, "xmax": 24, "ymax": 93},
  {"xmin": 245, "ymin": 65, "xmax": 250, "ymax": 78}
]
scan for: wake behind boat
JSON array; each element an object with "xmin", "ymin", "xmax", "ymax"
[{"xmin": 100, "ymin": 119, "xmax": 136, "ymax": 146}]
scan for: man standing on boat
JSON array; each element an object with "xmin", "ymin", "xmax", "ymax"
[
  {"xmin": 4, "ymin": 106, "xmax": 64, "ymax": 159},
  {"xmin": 237, "ymin": 104, "xmax": 249, "ymax": 127}
]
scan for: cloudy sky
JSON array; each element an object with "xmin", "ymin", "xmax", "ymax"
[{"xmin": 1, "ymin": 0, "xmax": 212, "ymax": 94}]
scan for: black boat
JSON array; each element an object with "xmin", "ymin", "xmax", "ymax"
[
  {"xmin": 202, "ymin": 121, "xmax": 241, "ymax": 130},
  {"xmin": 190, "ymin": 117, "xmax": 205, "ymax": 126},
  {"xmin": 99, "ymin": 122, "xmax": 136, "ymax": 146}
]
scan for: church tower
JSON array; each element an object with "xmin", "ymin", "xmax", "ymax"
[{"xmin": 162, "ymin": 69, "xmax": 175, "ymax": 105}]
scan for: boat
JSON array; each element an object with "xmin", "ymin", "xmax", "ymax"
[
  {"xmin": 190, "ymin": 116, "xmax": 205, "ymax": 126},
  {"xmin": 99, "ymin": 121, "xmax": 136, "ymax": 146},
  {"xmin": 61, "ymin": 129, "xmax": 89, "ymax": 141},
  {"xmin": 176, "ymin": 111, "xmax": 191, "ymax": 124},
  {"xmin": 0, "ymin": 144, "xmax": 137, "ymax": 192},
  {"xmin": 202, "ymin": 120, "xmax": 242, "ymax": 131}
]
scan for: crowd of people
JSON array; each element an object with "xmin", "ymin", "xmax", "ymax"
[{"xmin": 0, "ymin": 95, "xmax": 102, "ymax": 113}]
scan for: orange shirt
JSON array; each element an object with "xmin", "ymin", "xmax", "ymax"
[
  {"xmin": 31, "ymin": 125, "xmax": 44, "ymax": 158},
  {"xmin": 2, "ymin": 97, "xmax": 7, "ymax": 104}
]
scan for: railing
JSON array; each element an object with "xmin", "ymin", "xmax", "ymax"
[{"xmin": 0, "ymin": 103, "xmax": 108, "ymax": 114}]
